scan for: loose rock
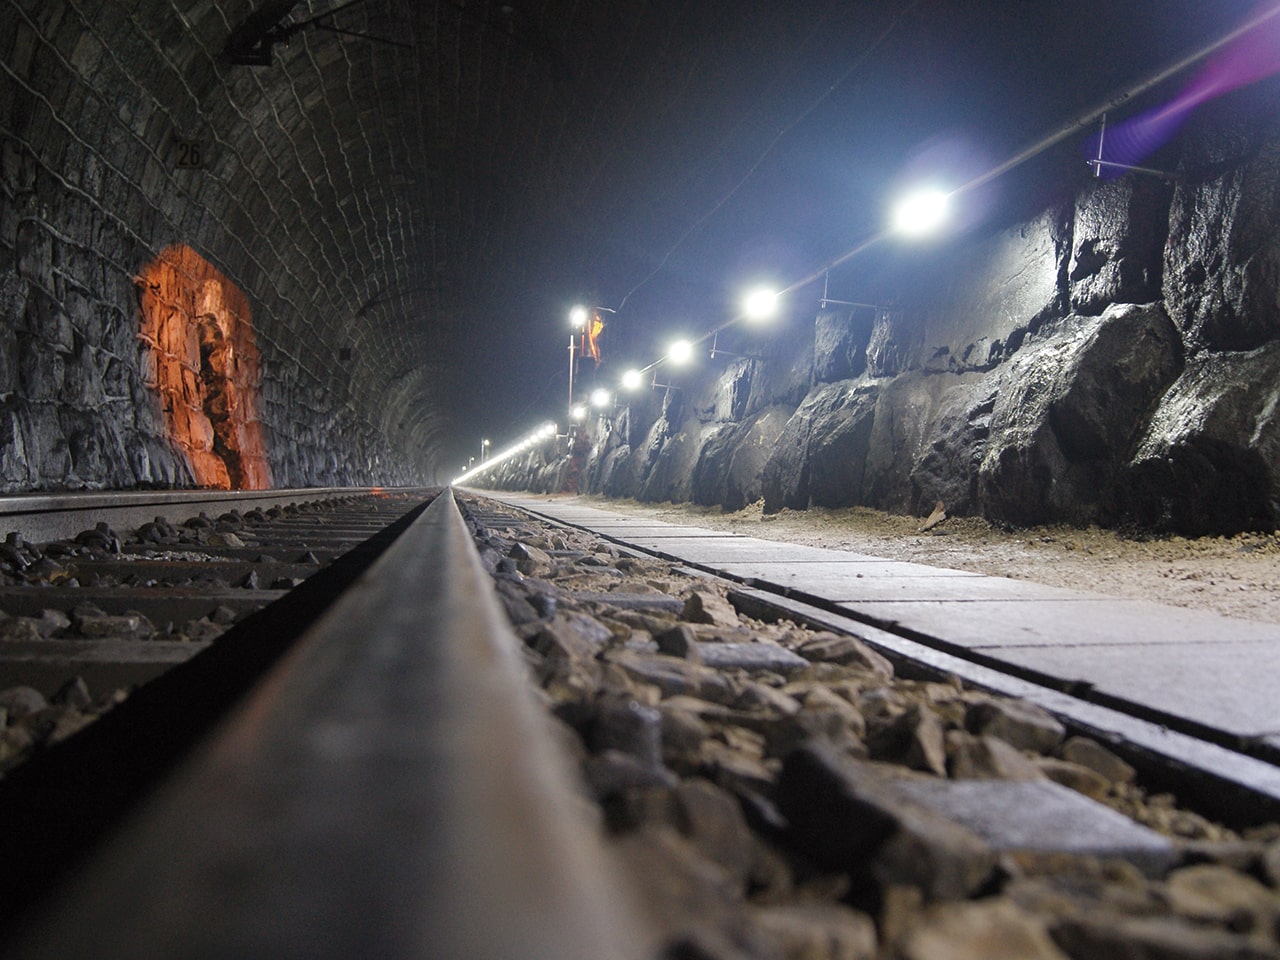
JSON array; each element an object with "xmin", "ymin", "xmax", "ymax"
[{"xmin": 965, "ymin": 698, "xmax": 1065, "ymax": 754}]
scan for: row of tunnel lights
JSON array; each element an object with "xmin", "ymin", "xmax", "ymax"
[
  {"xmin": 453, "ymin": 422, "xmax": 558, "ymax": 485},
  {"xmin": 568, "ymin": 283, "xmax": 779, "ymax": 420},
  {"xmin": 451, "ymin": 187, "xmax": 951, "ymax": 486}
]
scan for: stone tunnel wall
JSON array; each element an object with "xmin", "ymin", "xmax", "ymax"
[
  {"xmin": 0, "ymin": 1, "xmax": 430, "ymax": 493},
  {"xmin": 490, "ymin": 109, "xmax": 1280, "ymax": 536}
]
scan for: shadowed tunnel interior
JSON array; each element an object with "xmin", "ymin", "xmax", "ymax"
[{"xmin": 0, "ymin": 0, "xmax": 1276, "ymax": 511}]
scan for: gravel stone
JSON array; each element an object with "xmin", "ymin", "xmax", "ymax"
[
  {"xmin": 674, "ymin": 778, "xmax": 756, "ymax": 891},
  {"xmin": 611, "ymin": 824, "xmax": 765, "ymax": 960},
  {"xmin": 532, "ymin": 613, "xmax": 614, "ymax": 661},
  {"xmin": 0, "ymin": 685, "xmax": 48, "ymax": 719},
  {"xmin": 868, "ymin": 703, "xmax": 948, "ymax": 776},
  {"xmin": 1163, "ymin": 864, "xmax": 1280, "ymax": 933},
  {"xmin": 1034, "ymin": 757, "xmax": 1113, "ymax": 801},
  {"xmin": 965, "ymin": 698, "xmax": 1066, "ymax": 754},
  {"xmin": 1051, "ymin": 914, "xmax": 1280, "ymax": 960},
  {"xmin": 895, "ymin": 899, "xmax": 1069, "ymax": 960},
  {"xmin": 590, "ymin": 695, "xmax": 664, "ymax": 768},
  {"xmin": 699, "ymin": 643, "xmax": 811, "ymax": 675},
  {"xmin": 0, "ymin": 617, "xmax": 45, "ymax": 642},
  {"xmin": 777, "ymin": 743, "xmax": 996, "ymax": 901},
  {"xmin": 790, "ymin": 632, "xmax": 894, "ymax": 679},
  {"xmin": 36, "ymin": 608, "xmax": 71, "ymax": 637},
  {"xmin": 608, "ymin": 650, "xmax": 738, "ymax": 703},
  {"xmin": 51, "ymin": 676, "xmax": 92, "ymax": 709},
  {"xmin": 509, "ymin": 541, "xmax": 554, "ymax": 577},
  {"xmin": 1060, "ymin": 735, "xmax": 1137, "ymax": 785},
  {"xmin": 655, "ymin": 624, "xmax": 703, "ymax": 661},
  {"xmin": 658, "ymin": 703, "xmax": 712, "ymax": 768},
  {"xmin": 683, "ymin": 589, "xmax": 742, "ymax": 628},
  {"xmin": 1264, "ymin": 842, "xmax": 1280, "ymax": 888},
  {"xmin": 750, "ymin": 902, "xmax": 878, "ymax": 960},
  {"xmin": 947, "ymin": 731, "xmax": 1046, "ymax": 782}
]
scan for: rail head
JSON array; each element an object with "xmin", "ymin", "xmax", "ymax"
[{"xmin": 3, "ymin": 489, "xmax": 650, "ymax": 960}]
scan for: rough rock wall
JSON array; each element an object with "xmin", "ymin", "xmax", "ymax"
[
  {"xmin": 137, "ymin": 244, "xmax": 272, "ymax": 489},
  {"xmin": 491, "ymin": 109, "xmax": 1280, "ymax": 536}
]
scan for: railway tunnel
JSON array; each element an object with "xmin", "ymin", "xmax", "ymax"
[
  {"xmin": 3, "ymin": 5, "xmax": 1280, "ymax": 954},
  {"xmin": 1, "ymin": 0, "xmax": 1279, "ymax": 532}
]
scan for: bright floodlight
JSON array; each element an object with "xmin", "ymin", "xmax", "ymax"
[
  {"xmin": 621, "ymin": 368, "xmax": 644, "ymax": 390},
  {"xmin": 667, "ymin": 339, "xmax": 694, "ymax": 365},
  {"xmin": 569, "ymin": 305, "xmax": 589, "ymax": 328},
  {"xmin": 570, "ymin": 404, "xmax": 587, "ymax": 421},
  {"xmin": 590, "ymin": 387, "xmax": 611, "ymax": 408},
  {"xmin": 540, "ymin": 423, "xmax": 556, "ymax": 438},
  {"xmin": 891, "ymin": 188, "xmax": 950, "ymax": 236},
  {"xmin": 742, "ymin": 287, "xmax": 779, "ymax": 321}
]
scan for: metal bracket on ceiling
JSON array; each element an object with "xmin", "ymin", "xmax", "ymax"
[
  {"xmin": 708, "ymin": 331, "xmax": 761, "ymax": 362},
  {"xmin": 223, "ymin": 0, "xmax": 410, "ymax": 66},
  {"xmin": 1085, "ymin": 114, "xmax": 1181, "ymax": 183},
  {"xmin": 817, "ymin": 272, "xmax": 884, "ymax": 312}
]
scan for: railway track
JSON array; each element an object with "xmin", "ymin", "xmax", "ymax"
[{"xmin": 0, "ymin": 488, "xmax": 1277, "ymax": 959}]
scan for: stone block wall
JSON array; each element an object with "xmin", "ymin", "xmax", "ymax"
[
  {"xmin": 490, "ymin": 106, "xmax": 1280, "ymax": 536},
  {"xmin": 0, "ymin": 0, "xmax": 434, "ymax": 492}
]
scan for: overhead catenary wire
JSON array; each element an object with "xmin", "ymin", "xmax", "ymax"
[
  {"xmin": 783, "ymin": 0, "xmax": 1280, "ymax": 297},
  {"xmin": 616, "ymin": 0, "xmax": 925, "ymax": 314}
]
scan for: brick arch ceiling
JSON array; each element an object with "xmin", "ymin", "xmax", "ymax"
[{"xmin": 72, "ymin": 0, "xmax": 854, "ymax": 477}]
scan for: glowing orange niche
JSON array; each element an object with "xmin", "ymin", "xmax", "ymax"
[{"xmin": 136, "ymin": 245, "xmax": 272, "ymax": 489}]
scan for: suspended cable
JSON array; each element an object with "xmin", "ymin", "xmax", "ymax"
[{"xmin": 615, "ymin": 0, "xmax": 924, "ymax": 313}]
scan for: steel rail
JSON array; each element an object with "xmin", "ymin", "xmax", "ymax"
[
  {"xmin": 0, "ymin": 489, "xmax": 649, "ymax": 960},
  {"xmin": 0, "ymin": 486, "xmax": 430, "ymax": 542}
]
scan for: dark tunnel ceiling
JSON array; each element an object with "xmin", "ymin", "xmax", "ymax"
[{"xmin": 215, "ymin": 0, "xmax": 1263, "ymax": 468}]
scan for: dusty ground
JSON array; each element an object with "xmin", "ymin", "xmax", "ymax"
[{"xmin": 572, "ymin": 496, "xmax": 1280, "ymax": 625}]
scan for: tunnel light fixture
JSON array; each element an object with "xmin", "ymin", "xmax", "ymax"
[
  {"xmin": 742, "ymin": 287, "xmax": 779, "ymax": 322},
  {"xmin": 570, "ymin": 404, "xmax": 587, "ymax": 421},
  {"xmin": 569, "ymin": 305, "xmax": 590, "ymax": 329},
  {"xmin": 621, "ymin": 368, "xmax": 644, "ymax": 390},
  {"xmin": 667, "ymin": 339, "xmax": 695, "ymax": 366},
  {"xmin": 451, "ymin": 421, "xmax": 559, "ymax": 486},
  {"xmin": 890, "ymin": 187, "xmax": 951, "ymax": 237},
  {"xmin": 590, "ymin": 387, "xmax": 612, "ymax": 408}
]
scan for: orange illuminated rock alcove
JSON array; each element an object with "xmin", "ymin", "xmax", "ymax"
[{"xmin": 136, "ymin": 245, "xmax": 272, "ymax": 489}]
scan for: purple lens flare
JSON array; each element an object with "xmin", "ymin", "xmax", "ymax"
[{"xmin": 1087, "ymin": 3, "xmax": 1280, "ymax": 175}]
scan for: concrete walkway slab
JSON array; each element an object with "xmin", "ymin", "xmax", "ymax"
[
  {"xmin": 618, "ymin": 537, "xmax": 880, "ymax": 563},
  {"xmin": 720, "ymin": 564, "xmax": 1081, "ymax": 599},
  {"xmin": 715, "ymin": 558, "xmax": 981, "ymax": 576},
  {"xmin": 991, "ymin": 640, "xmax": 1280, "ymax": 739},
  {"xmin": 834, "ymin": 598, "xmax": 1280, "ymax": 649},
  {"xmin": 592, "ymin": 526, "xmax": 751, "ymax": 540}
]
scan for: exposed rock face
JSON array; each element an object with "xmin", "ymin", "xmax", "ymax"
[
  {"xmin": 762, "ymin": 380, "xmax": 880, "ymax": 512},
  {"xmin": 1070, "ymin": 177, "xmax": 1172, "ymax": 315},
  {"xmin": 1164, "ymin": 117, "xmax": 1280, "ymax": 352},
  {"xmin": 814, "ymin": 308, "xmax": 874, "ymax": 382},
  {"xmin": 977, "ymin": 303, "xmax": 1183, "ymax": 526},
  {"xmin": 1125, "ymin": 343, "xmax": 1280, "ymax": 535},
  {"xmin": 490, "ymin": 109, "xmax": 1280, "ymax": 536},
  {"xmin": 691, "ymin": 406, "xmax": 792, "ymax": 511},
  {"xmin": 907, "ymin": 378, "xmax": 995, "ymax": 517}
]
